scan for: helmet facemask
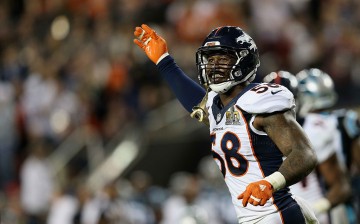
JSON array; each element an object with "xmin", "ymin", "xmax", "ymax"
[
  {"xmin": 196, "ymin": 26, "xmax": 260, "ymax": 93},
  {"xmin": 196, "ymin": 46, "xmax": 256, "ymax": 93}
]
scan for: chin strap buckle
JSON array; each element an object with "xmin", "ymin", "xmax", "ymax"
[{"xmin": 190, "ymin": 87, "xmax": 209, "ymax": 125}]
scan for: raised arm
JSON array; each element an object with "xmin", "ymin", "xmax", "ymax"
[{"xmin": 133, "ymin": 24, "xmax": 206, "ymax": 113}]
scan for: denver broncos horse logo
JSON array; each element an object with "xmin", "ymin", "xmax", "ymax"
[{"xmin": 236, "ymin": 32, "xmax": 256, "ymax": 51}]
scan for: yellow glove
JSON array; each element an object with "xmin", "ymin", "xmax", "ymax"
[
  {"xmin": 133, "ymin": 24, "xmax": 168, "ymax": 64},
  {"xmin": 238, "ymin": 179, "xmax": 274, "ymax": 207}
]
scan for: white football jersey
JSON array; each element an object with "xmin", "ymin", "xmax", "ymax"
[
  {"xmin": 289, "ymin": 113, "xmax": 339, "ymax": 224},
  {"xmin": 301, "ymin": 113, "xmax": 339, "ymax": 163},
  {"xmin": 206, "ymin": 83, "xmax": 298, "ymax": 223}
]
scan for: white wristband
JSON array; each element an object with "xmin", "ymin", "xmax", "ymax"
[
  {"xmin": 312, "ymin": 197, "xmax": 331, "ymax": 214},
  {"xmin": 264, "ymin": 171, "xmax": 286, "ymax": 192},
  {"xmin": 156, "ymin": 52, "xmax": 169, "ymax": 65}
]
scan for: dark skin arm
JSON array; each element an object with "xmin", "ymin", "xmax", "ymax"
[
  {"xmin": 319, "ymin": 153, "xmax": 352, "ymax": 207},
  {"xmin": 351, "ymin": 137, "xmax": 360, "ymax": 173},
  {"xmin": 253, "ymin": 110, "xmax": 318, "ymax": 186}
]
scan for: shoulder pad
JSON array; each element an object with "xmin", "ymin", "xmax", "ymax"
[{"xmin": 238, "ymin": 83, "xmax": 295, "ymax": 114}]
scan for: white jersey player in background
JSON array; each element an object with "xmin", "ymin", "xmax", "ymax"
[
  {"xmin": 134, "ymin": 24, "xmax": 319, "ymax": 223},
  {"xmin": 264, "ymin": 69, "xmax": 357, "ymax": 224},
  {"xmin": 332, "ymin": 108, "xmax": 360, "ymax": 221}
]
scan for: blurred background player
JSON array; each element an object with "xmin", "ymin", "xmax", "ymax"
[
  {"xmin": 263, "ymin": 69, "xmax": 357, "ymax": 224},
  {"xmin": 262, "ymin": 71, "xmax": 299, "ymax": 105},
  {"xmin": 332, "ymin": 107, "xmax": 360, "ymax": 220},
  {"xmin": 134, "ymin": 24, "xmax": 318, "ymax": 224},
  {"xmin": 160, "ymin": 171, "xmax": 223, "ymax": 224},
  {"xmin": 296, "ymin": 68, "xmax": 359, "ymax": 224}
]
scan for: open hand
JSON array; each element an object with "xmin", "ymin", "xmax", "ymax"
[{"xmin": 133, "ymin": 24, "xmax": 168, "ymax": 64}]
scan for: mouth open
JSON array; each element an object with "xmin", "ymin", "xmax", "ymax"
[{"xmin": 209, "ymin": 72, "xmax": 227, "ymax": 84}]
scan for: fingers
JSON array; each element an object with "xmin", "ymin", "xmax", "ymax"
[
  {"xmin": 260, "ymin": 198, "xmax": 268, "ymax": 206},
  {"xmin": 250, "ymin": 195, "xmax": 261, "ymax": 206},
  {"xmin": 134, "ymin": 24, "xmax": 154, "ymax": 38},
  {"xmin": 142, "ymin": 24, "xmax": 159, "ymax": 40},
  {"xmin": 144, "ymin": 37, "xmax": 152, "ymax": 45},
  {"xmin": 134, "ymin": 24, "xmax": 155, "ymax": 48},
  {"xmin": 133, "ymin": 26, "xmax": 150, "ymax": 49},
  {"xmin": 238, "ymin": 191, "xmax": 266, "ymax": 207},
  {"xmin": 134, "ymin": 27, "xmax": 150, "ymax": 43},
  {"xmin": 238, "ymin": 192, "xmax": 250, "ymax": 207},
  {"xmin": 138, "ymin": 29, "xmax": 145, "ymax": 40},
  {"xmin": 141, "ymin": 24, "xmax": 154, "ymax": 35},
  {"xmin": 134, "ymin": 27, "xmax": 145, "ymax": 39},
  {"xmin": 133, "ymin": 39, "xmax": 144, "ymax": 49}
]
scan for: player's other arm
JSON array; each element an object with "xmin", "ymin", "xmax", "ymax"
[
  {"xmin": 352, "ymin": 137, "xmax": 360, "ymax": 171},
  {"xmin": 238, "ymin": 110, "xmax": 317, "ymax": 207},
  {"xmin": 257, "ymin": 110, "xmax": 318, "ymax": 186},
  {"xmin": 314, "ymin": 153, "xmax": 352, "ymax": 214},
  {"xmin": 133, "ymin": 24, "xmax": 206, "ymax": 114}
]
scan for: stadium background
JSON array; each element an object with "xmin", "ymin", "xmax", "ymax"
[{"xmin": 0, "ymin": 0, "xmax": 360, "ymax": 223}]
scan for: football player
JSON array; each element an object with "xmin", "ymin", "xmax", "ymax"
[
  {"xmin": 264, "ymin": 70, "xmax": 355, "ymax": 224},
  {"xmin": 297, "ymin": 68, "xmax": 358, "ymax": 224},
  {"xmin": 332, "ymin": 108, "xmax": 360, "ymax": 222},
  {"xmin": 262, "ymin": 71, "xmax": 298, "ymax": 101},
  {"xmin": 134, "ymin": 24, "xmax": 318, "ymax": 224}
]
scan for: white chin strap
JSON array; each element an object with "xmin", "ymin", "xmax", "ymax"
[
  {"xmin": 209, "ymin": 72, "xmax": 256, "ymax": 94},
  {"xmin": 210, "ymin": 81, "xmax": 240, "ymax": 93}
]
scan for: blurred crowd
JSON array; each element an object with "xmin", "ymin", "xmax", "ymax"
[{"xmin": 0, "ymin": 0, "xmax": 360, "ymax": 223}]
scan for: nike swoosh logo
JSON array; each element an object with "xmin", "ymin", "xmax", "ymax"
[{"xmin": 271, "ymin": 90, "xmax": 282, "ymax": 95}]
